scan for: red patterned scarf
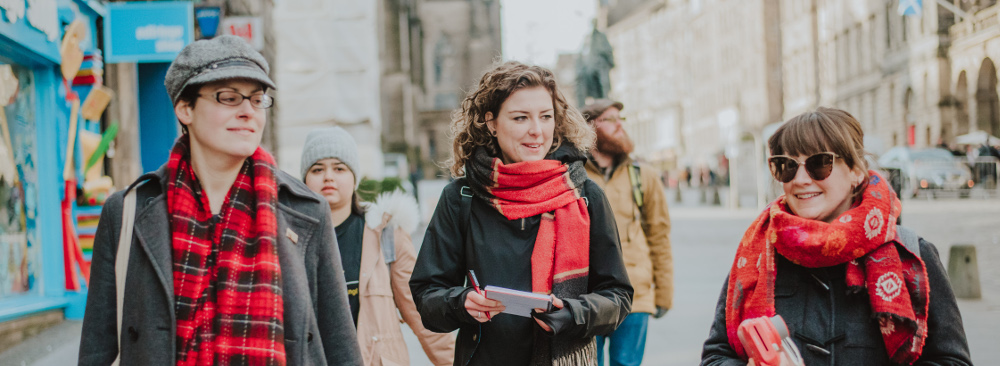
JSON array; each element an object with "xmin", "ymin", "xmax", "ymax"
[
  {"xmin": 167, "ymin": 135, "xmax": 286, "ymax": 366},
  {"xmin": 726, "ymin": 171, "xmax": 929, "ymax": 364}
]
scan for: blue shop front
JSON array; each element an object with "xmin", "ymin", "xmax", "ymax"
[{"xmin": 0, "ymin": 0, "xmax": 107, "ymax": 325}]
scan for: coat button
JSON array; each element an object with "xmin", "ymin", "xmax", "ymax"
[
  {"xmin": 471, "ymin": 334, "xmax": 477, "ymax": 341},
  {"xmin": 128, "ymin": 326, "xmax": 139, "ymax": 342},
  {"xmin": 806, "ymin": 344, "xmax": 830, "ymax": 356},
  {"xmin": 307, "ymin": 332, "xmax": 313, "ymax": 342},
  {"xmin": 372, "ymin": 336, "xmax": 378, "ymax": 342},
  {"xmin": 144, "ymin": 197, "xmax": 154, "ymax": 206}
]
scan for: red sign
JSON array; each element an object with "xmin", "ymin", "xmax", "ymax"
[{"xmin": 220, "ymin": 16, "xmax": 262, "ymax": 50}]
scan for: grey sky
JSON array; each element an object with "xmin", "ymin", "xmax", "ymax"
[{"xmin": 501, "ymin": 0, "xmax": 597, "ymax": 68}]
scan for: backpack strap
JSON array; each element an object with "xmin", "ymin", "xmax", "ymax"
[
  {"xmin": 627, "ymin": 162, "xmax": 644, "ymax": 212},
  {"xmin": 896, "ymin": 225, "xmax": 921, "ymax": 258},
  {"xmin": 459, "ymin": 185, "xmax": 474, "ymax": 268},
  {"xmin": 113, "ymin": 176, "xmax": 153, "ymax": 366}
]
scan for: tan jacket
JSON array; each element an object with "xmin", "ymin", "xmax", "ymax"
[
  {"xmin": 586, "ymin": 158, "xmax": 673, "ymax": 314},
  {"xmin": 355, "ymin": 195, "xmax": 455, "ymax": 366}
]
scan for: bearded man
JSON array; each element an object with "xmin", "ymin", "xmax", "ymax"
[{"xmin": 583, "ymin": 100, "xmax": 674, "ymax": 366}]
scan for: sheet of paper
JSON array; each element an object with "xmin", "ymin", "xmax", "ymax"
[{"xmin": 484, "ymin": 285, "xmax": 552, "ymax": 318}]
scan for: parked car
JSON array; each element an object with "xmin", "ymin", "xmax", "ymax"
[{"xmin": 878, "ymin": 147, "xmax": 974, "ymax": 198}]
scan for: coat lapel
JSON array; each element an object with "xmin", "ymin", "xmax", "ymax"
[{"xmin": 132, "ymin": 196, "xmax": 175, "ymax": 302}]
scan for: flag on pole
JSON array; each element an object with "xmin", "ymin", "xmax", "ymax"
[{"xmin": 899, "ymin": 0, "xmax": 922, "ymax": 16}]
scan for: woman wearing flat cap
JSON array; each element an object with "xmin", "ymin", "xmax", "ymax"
[{"xmin": 79, "ymin": 35, "xmax": 363, "ymax": 366}]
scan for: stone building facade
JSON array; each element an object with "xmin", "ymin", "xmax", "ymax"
[
  {"xmin": 603, "ymin": 0, "xmax": 784, "ymax": 161},
  {"xmin": 948, "ymin": 0, "xmax": 1000, "ymax": 141},
  {"xmin": 781, "ymin": 0, "xmax": 955, "ymax": 153},
  {"xmin": 272, "ymin": 0, "xmax": 501, "ymax": 180},
  {"xmin": 414, "ymin": 0, "xmax": 502, "ymax": 179},
  {"xmin": 600, "ymin": 0, "xmax": 1000, "ymax": 206},
  {"xmin": 601, "ymin": 0, "xmax": 783, "ymax": 205}
]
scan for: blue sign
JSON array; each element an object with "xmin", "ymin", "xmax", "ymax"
[
  {"xmin": 195, "ymin": 6, "xmax": 221, "ymax": 38},
  {"xmin": 898, "ymin": 0, "xmax": 922, "ymax": 17},
  {"xmin": 103, "ymin": 2, "xmax": 193, "ymax": 63}
]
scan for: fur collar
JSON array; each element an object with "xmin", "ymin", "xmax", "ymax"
[{"xmin": 363, "ymin": 190, "xmax": 420, "ymax": 234}]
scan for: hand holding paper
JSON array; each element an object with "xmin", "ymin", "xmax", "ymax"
[{"xmin": 534, "ymin": 295, "xmax": 564, "ymax": 333}]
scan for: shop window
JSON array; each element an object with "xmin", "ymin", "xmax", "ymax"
[{"xmin": 0, "ymin": 63, "xmax": 39, "ymax": 298}]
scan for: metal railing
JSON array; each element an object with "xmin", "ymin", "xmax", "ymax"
[{"xmin": 969, "ymin": 156, "xmax": 1000, "ymax": 190}]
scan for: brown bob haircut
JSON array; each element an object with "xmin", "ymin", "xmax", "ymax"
[
  {"xmin": 768, "ymin": 107, "xmax": 872, "ymax": 193},
  {"xmin": 447, "ymin": 61, "xmax": 595, "ymax": 177}
]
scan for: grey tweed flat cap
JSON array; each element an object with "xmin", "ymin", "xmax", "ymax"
[{"xmin": 164, "ymin": 35, "xmax": 276, "ymax": 104}]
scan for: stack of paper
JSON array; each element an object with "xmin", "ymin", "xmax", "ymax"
[{"xmin": 484, "ymin": 286, "xmax": 553, "ymax": 318}]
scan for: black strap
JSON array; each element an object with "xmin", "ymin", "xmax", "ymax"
[
  {"xmin": 627, "ymin": 162, "xmax": 644, "ymax": 212},
  {"xmin": 459, "ymin": 185, "xmax": 474, "ymax": 270}
]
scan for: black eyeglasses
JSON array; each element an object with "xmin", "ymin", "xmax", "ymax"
[
  {"xmin": 768, "ymin": 152, "xmax": 838, "ymax": 183},
  {"xmin": 200, "ymin": 91, "xmax": 274, "ymax": 109},
  {"xmin": 596, "ymin": 116, "xmax": 626, "ymax": 125}
]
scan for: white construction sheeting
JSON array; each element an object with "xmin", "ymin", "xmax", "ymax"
[{"xmin": 273, "ymin": 0, "xmax": 383, "ymax": 178}]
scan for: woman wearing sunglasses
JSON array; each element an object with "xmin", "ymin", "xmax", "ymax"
[{"xmin": 701, "ymin": 108, "xmax": 971, "ymax": 366}]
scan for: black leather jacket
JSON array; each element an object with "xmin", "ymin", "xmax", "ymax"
[{"xmin": 410, "ymin": 178, "xmax": 634, "ymax": 365}]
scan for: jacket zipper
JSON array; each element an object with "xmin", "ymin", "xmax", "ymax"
[{"xmin": 521, "ymin": 218, "xmax": 525, "ymax": 230}]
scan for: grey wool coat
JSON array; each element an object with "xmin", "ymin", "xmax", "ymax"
[{"xmin": 78, "ymin": 166, "xmax": 363, "ymax": 366}]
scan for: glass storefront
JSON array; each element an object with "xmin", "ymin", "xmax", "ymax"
[{"xmin": 0, "ymin": 62, "xmax": 39, "ymax": 299}]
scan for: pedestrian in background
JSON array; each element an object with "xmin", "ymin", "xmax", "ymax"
[
  {"xmin": 409, "ymin": 61, "xmax": 633, "ymax": 366},
  {"xmin": 582, "ymin": 99, "xmax": 673, "ymax": 366},
  {"xmin": 78, "ymin": 36, "xmax": 362, "ymax": 365},
  {"xmin": 300, "ymin": 127, "xmax": 455, "ymax": 366},
  {"xmin": 701, "ymin": 107, "xmax": 972, "ymax": 365}
]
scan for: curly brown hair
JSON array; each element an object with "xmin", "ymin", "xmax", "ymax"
[{"xmin": 446, "ymin": 61, "xmax": 595, "ymax": 177}]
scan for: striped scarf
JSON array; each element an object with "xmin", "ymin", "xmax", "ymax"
[
  {"xmin": 167, "ymin": 135, "xmax": 286, "ymax": 366},
  {"xmin": 726, "ymin": 171, "xmax": 928, "ymax": 364},
  {"xmin": 466, "ymin": 145, "xmax": 596, "ymax": 366}
]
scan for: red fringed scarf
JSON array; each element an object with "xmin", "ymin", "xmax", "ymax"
[
  {"xmin": 484, "ymin": 158, "xmax": 591, "ymax": 295},
  {"xmin": 726, "ymin": 171, "xmax": 929, "ymax": 364},
  {"xmin": 167, "ymin": 135, "xmax": 286, "ymax": 366}
]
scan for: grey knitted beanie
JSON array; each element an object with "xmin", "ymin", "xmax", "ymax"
[{"xmin": 300, "ymin": 127, "xmax": 360, "ymax": 183}]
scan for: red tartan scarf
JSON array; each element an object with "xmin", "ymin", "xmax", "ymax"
[
  {"xmin": 167, "ymin": 135, "xmax": 286, "ymax": 366},
  {"xmin": 726, "ymin": 171, "xmax": 929, "ymax": 364}
]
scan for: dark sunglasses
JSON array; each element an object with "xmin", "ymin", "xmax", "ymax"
[{"xmin": 768, "ymin": 152, "xmax": 839, "ymax": 183}]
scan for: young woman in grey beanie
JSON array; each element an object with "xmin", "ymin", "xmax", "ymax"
[{"xmin": 301, "ymin": 127, "xmax": 455, "ymax": 366}]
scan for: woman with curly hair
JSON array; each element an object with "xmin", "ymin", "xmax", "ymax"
[{"xmin": 409, "ymin": 61, "xmax": 633, "ymax": 366}]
